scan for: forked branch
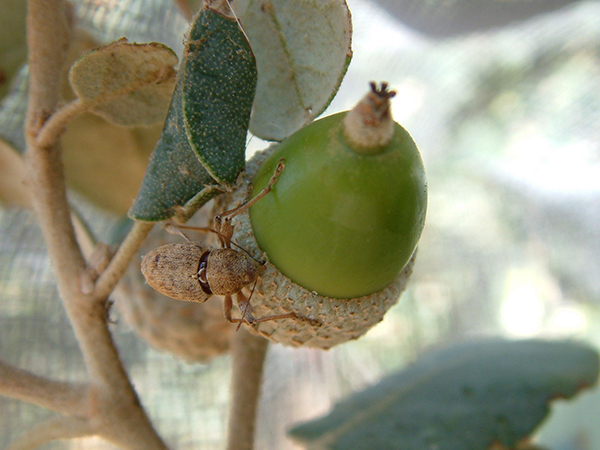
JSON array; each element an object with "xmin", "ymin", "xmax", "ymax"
[{"xmin": 10, "ymin": 0, "xmax": 166, "ymax": 448}]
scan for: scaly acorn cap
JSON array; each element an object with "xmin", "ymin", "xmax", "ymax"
[{"xmin": 220, "ymin": 147, "xmax": 416, "ymax": 349}]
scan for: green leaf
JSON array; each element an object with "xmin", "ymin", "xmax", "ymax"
[
  {"xmin": 69, "ymin": 39, "xmax": 178, "ymax": 126},
  {"xmin": 127, "ymin": 77, "xmax": 221, "ymax": 222},
  {"xmin": 183, "ymin": 8, "xmax": 257, "ymax": 185},
  {"xmin": 289, "ymin": 339, "xmax": 600, "ymax": 450},
  {"xmin": 234, "ymin": 0, "xmax": 352, "ymax": 141},
  {"xmin": 128, "ymin": 7, "xmax": 257, "ymax": 222}
]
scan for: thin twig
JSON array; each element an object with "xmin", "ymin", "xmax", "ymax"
[
  {"xmin": 7, "ymin": 416, "xmax": 93, "ymax": 450},
  {"xmin": 93, "ymin": 221, "xmax": 154, "ymax": 301},
  {"xmin": 34, "ymin": 99, "xmax": 87, "ymax": 149},
  {"xmin": 70, "ymin": 208, "xmax": 98, "ymax": 258},
  {"xmin": 36, "ymin": 68, "xmax": 175, "ymax": 149},
  {"xmin": 0, "ymin": 359, "xmax": 88, "ymax": 416},
  {"xmin": 227, "ymin": 328, "xmax": 269, "ymax": 450}
]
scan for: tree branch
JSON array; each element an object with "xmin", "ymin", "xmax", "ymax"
[
  {"xmin": 7, "ymin": 416, "xmax": 93, "ymax": 450},
  {"xmin": 25, "ymin": 0, "xmax": 83, "ymax": 273},
  {"xmin": 25, "ymin": 0, "xmax": 72, "ymax": 136},
  {"xmin": 227, "ymin": 328, "xmax": 269, "ymax": 450},
  {"xmin": 20, "ymin": 0, "xmax": 168, "ymax": 448},
  {"xmin": 25, "ymin": 0, "xmax": 109, "ymax": 391},
  {"xmin": 0, "ymin": 359, "xmax": 88, "ymax": 416}
]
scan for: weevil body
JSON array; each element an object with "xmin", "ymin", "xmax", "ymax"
[{"xmin": 141, "ymin": 243, "xmax": 263, "ymax": 302}]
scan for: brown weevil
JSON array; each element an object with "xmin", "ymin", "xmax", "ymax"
[{"xmin": 141, "ymin": 159, "xmax": 307, "ymax": 328}]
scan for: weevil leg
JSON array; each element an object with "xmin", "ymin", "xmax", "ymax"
[
  {"xmin": 214, "ymin": 158, "xmax": 285, "ymax": 243},
  {"xmin": 223, "ymin": 295, "xmax": 235, "ymax": 323},
  {"xmin": 235, "ymin": 291, "xmax": 321, "ymax": 327},
  {"xmin": 217, "ymin": 219, "xmax": 234, "ymax": 249},
  {"xmin": 226, "ymin": 286, "xmax": 322, "ymax": 330},
  {"xmin": 164, "ymin": 223, "xmax": 191, "ymax": 242},
  {"xmin": 223, "ymin": 294, "xmax": 254, "ymax": 331}
]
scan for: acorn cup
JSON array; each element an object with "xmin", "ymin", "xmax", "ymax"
[{"xmin": 220, "ymin": 82, "xmax": 427, "ymax": 349}]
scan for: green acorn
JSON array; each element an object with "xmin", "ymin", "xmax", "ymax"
[{"xmin": 224, "ymin": 82, "xmax": 427, "ymax": 348}]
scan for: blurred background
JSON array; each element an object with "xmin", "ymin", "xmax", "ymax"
[{"xmin": 1, "ymin": 0, "xmax": 599, "ymax": 448}]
